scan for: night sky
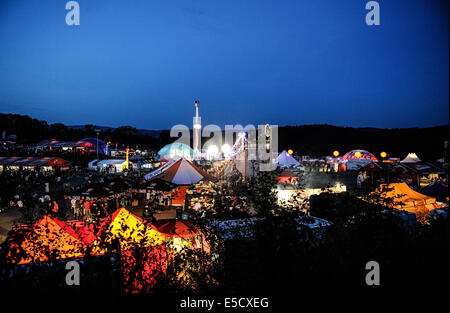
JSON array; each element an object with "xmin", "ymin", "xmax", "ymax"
[{"xmin": 0, "ymin": 0, "xmax": 448, "ymax": 130}]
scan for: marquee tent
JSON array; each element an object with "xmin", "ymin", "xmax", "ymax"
[
  {"xmin": 96, "ymin": 159, "xmax": 127, "ymax": 173},
  {"xmin": 91, "ymin": 208, "xmax": 164, "ymax": 252},
  {"xmin": 151, "ymin": 219, "xmax": 200, "ymax": 238},
  {"xmin": 5, "ymin": 208, "xmax": 205, "ymax": 266},
  {"xmin": 54, "ymin": 218, "xmax": 111, "ymax": 245},
  {"xmin": 278, "ymin": 170, "xmax": 298, "ymax": 183},
  {"xmin": 6, "ymin": 216, "xmax": 85, "ymax": 264},
  {"xmin": 370, "ymin": 182, "xmax": 442, "ymax": 222},
  {"xmin": 400, "ymin": 153, "xmax": 422, "ymax": 163},
  {"xmin": 144, "ymin": 157, "xmax": 217, "ymax": 185},
  {"xmin": 275, "ymin": 150, "xmax": 300, "ymax": 168},
  {"xmin": 0, "ymin": 156, "xmax": 71, "ymax": 171}
]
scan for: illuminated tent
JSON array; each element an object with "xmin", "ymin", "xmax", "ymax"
[
  {"xmin": 92, "ymin": 208, "xmax": 164, "ymax": 253},
  {"xmin": 342, "ymin": 149, "xmax": 377, "ymax": 170},
  {"xmin": 156, "ymin": 142, "xmax": 193, "ymax": 161},
  {"xmin": 370, "ymin": 182, "xmax": 441, "ymax": 222},
  {"xmin": 278, "ymin": 170, "xmax": 298, "ymax": 183},
  {"xmin": 79, "ymin": 138, "xmax": 110, "ymax": 155},
  {"xmin": 120, "ymin": 244, "xmax": 167, "ymax": 293},
  {"xmin": 54, "ymin": 218, "xmax": 111, "ymax": 245},
  {"xmin": 5, "ymin": 209, "xmax": 206, "ymax": 267},
  {"xmin": 152, "ymin": 219, "xmax": 200, "ymax": 239},
  {"xmin": 172, "ymin": 186, "xmax": 189, "ymax": 206},
  {"xmin": 275, "ymin": 150, "xmax": 300, "ymax": 168},
  {"xmin": 400, "ymin": 153, "xmax": 421, "ymax": 163},
  {"xmin": 63, "ymin": 208, "xmax": 167, "ymax": 293},
  {"xmin": 144, "ymin": 157, "xmax": 217, "ymax": 185},
  {"xmin": 6, "ymin": 216, "xmax": 85, "ymax": 264},
  {"xmin": 342, "ymin": 149, "xmax": 378, "ymax": 162}
]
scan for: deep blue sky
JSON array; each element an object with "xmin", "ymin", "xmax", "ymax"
[{"xmin": 0, "ymin": 0, "xmax": 448, "ymax": 129}]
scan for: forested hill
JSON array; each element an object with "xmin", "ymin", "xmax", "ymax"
[
  {"xmin": 278, "ymin": 124, "xmax": 448, "ymax": 161},
  {"xmin": 0, "ymin": 113, "xmax": 169, "ymax": 150},
  {"xmin": 1, "ymin": 113, "xmax": 448, "ymax": 160}
]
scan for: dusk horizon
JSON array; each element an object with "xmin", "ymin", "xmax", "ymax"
[
  {"xmin": 1, "ymin": 0, "xmax": 448, "ymax": 129},
  {"xmin": 1, "ymin": 110, "xmax": 448, "ymax": 132}
]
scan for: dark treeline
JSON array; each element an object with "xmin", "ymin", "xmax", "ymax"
[
  {"xmin": 278, "ymin": 124, "xmax": 449, "ymax": 161},
  {"xmin": 0, "ymin": 113, "xmax": 171, "ymax": 150},
  {"xmin": 1, "ymin": 113, "xmax": 448, "ymax": 159}
]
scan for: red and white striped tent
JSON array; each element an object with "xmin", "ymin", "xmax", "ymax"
[{"xmin": 144, "ymin": 157, "xmax": 217, "ymax": 185}]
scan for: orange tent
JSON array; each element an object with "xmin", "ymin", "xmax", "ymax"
[
  {"xmin": 53, "ymin": 217, "xmax": 110, "ymax": 245},
  {"xmin": 171, "ymin": 186, "xmax": 188, "ymax": 206},
  {"xmin": 7, "ymin": 216, "xmax": 85, "ymax": 264},
  {"xmin": 120, "ymin": 244, "xmax": 168, "ymax": 293},
  {"xmin": 6, "ymin": 209, "xmax": 203, "ymax": 265},
  {"xmin": 372, "ymin": 182, "xmax": 441, "ymax": 222},
  {"xmin": 151, "ymin": 219, "xmax": 200, "ymax": 238}
]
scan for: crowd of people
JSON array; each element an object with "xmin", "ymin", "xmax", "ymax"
[{"xmin": 0, "ymin": 160, "xmax": 262, "ymax": 233}]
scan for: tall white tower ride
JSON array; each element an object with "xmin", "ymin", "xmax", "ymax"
[{"xmin": 193, "ymin": 100, "xmax": 201, "ymax": 157}]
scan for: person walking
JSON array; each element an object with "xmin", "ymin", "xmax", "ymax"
[{"xmin": 71, "ymin": 198, "xmax": 77, "ymax": 218}]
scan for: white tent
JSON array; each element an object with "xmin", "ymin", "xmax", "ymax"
[
  {"xmin": 144, "ymin": 157, "xmax": 216, "ymax": 185},
  {"xmin": 88, "ymin": 159, "xmax": 99, "ymax": 171},
  {"xmin": 275, "ymin": 150, "xmax": 300, "ymax": 168},
  {"xmin": 97, "ymin": 159, "xmax": 127, "ymax": 173},
  {"xmin": 400, "ymin": 153, "xmax": 422, "ymax": 163}
]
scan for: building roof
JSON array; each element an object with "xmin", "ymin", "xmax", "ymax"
[
  {"xmin": 0, "ymin": 156, "xmax": 69, "ymax": 167},
  {"xmin": 97, "ymin": 159, "xmax": 127, "ymax": 166},
  {"xmin": 396, "ymin": 161, "xmax": 446, "ymax": 174}
]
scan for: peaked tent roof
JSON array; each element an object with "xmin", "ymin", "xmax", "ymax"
[
  {"xmin": 54, "ymin": 217, "xmax": 112, "ymax": 245},
  {"xmin": 371, "ymin": 183, "xmax": 441, "ymax": 222},
  {"xmin": 5, "ymin": 208, "xmax": 175, "ymax": 264},
  {"xmin": 92, "ymin": 208, "xmax": 164, "ymax": 252},
  {"xmin": 7, "ymin": 216, "xmax": 85, "ymax": 264},
  {"xmin": 400, "ymin": 153, "xmax": 422, "ymax": 163},
  {"xmin": 144, "ymin": 157, "xmax": 217, "ymax": 185},
  {"xmin": 151, "ymin": 219, "xmax": 200, "ymax": 238},
  {"xmin": 275, "ymin": 150, "xmax": 300, "ymax": 168}
]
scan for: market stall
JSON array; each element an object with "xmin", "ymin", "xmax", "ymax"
[{"xmin": 185, "ymin": 180, "xmax": 221, "ymax": 213}]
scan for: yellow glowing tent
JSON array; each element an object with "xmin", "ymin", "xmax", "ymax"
[
  {"xmin": 371, "ymin": 182, "xmax": 441, "ymax": 222},
  {"xmin": 92, "ymin": 208, "xmax": 164, "ymax": 253},
  {"xmin": 6, "ymin": 208, "xmax": 166, "ymax": 264}
]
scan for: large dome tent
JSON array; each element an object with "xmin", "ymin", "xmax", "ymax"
[
  {"xmin": 341, "ymin": 149, "xmax": 378, "ymax": 162},
  {"xmin": 341, "ymin": 149, "xmax": 378, "ymax": 170},
  {"xmin": 156, "ymin": 142, "xmax": 194, "ymax": 161}
]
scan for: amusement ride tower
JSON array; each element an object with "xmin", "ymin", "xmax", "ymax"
[{"xmin": 193, "ymin": 100, "xmax": 201, "ymax": 158}]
